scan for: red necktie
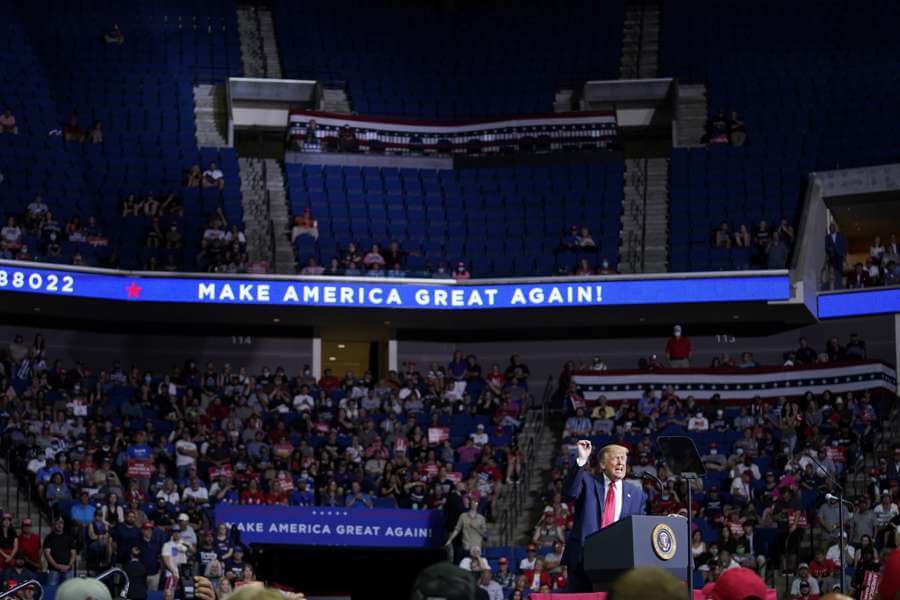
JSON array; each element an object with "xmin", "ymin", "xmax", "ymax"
[{"xmin": 601, "ymin": 482, "xmax": 616, "ymax": 528}]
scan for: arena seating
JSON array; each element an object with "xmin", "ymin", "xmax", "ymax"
[
  {"xmin": 273, "ymin": 0, "xmax": 624, "ymax": 119},
  {"xmin": 661, "ymin": 0, "xmax": 900, "ymax": 271},
  {"xmin": 289, "ymin": 162, "xmax": 624, "ymax": 277},
  {"xmin": 0, "ymin": 1, "xmax": 243, "ymax": 271}
]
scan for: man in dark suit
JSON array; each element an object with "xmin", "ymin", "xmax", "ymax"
[
  {"xmin": 562, "ymin": 440, "xmax": 646, "ymax": 592},
  {"xmin": 824, "ymin": 223, "xmax": 847, "ymax": 289}
]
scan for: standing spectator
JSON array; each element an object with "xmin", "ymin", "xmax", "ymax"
[
  {"xmin": 714, "ymin": 222, "xmax": 732, "ymax": 248},
  {"xmin": 0, "ymin": 109, "xmax": 18, "ymax": 135},
  {"xmin": 43, "ymin": 518, "xmax": 75, "ymax": 585},
  {"xmin": 789, "ymin": 563, "xmax": 820, "ymax": 596},
  {"xmin": 445, "ymin": 499, "xmax": 487, "ymax": 555},
  {"xmin": 734, "ymin": 224, "xmax": 751, "ymax": 248},
  {"xmin": 795, "ymin": 338, "xmax": 817, "ymax": 365},
  {"xmin": 174, "ymin": 431, "xmax": 199, "ymax": 479},
  {"xmin": 665, "ymin": 325, "xmax": 692, "ymax": 368},
  {"xmin": 767, "ymin": 232, "xmax": 789, "ymax": 269},
  {"xmin": 0, "ymin": 515, "xmax": 18, "ymax": 570},
  {"xmin": 1, "ymin": 217, "xmax": 23, "ymax": 252},
  {"xmin": 564, "ymin": 409, "xmax": 591, "ymax": 438},
  {"xmin": 160, "ymin": 530, "xmax": 188, "ymax": 593},
  {"xmin": 362, "ymin": 244, "xmax": 385, "ymax": 269},
  {"xmin": 138, "ymin": 522, "xmax": 164, "ymax": 593},
  {"xmin": 184, "ymin": 165, "xmax": 202, "ymax": 188},
  {"xmin": 824, "ymin": 223, "xmax": 847, "ymax": 290},
  {"xmin": 851, "ymin": 496, "xmax": 877, "ymax": 548},
  {"xmin": 123, "ymin": 545, "xmax": 147, "ymax": 600},
  {"xmin": 728, "ymin": 112, "xmax": 747, "ymax": 146},
  {"xmin": 16, "ymin": 520, "xmax": 40, "ymax": 573}
]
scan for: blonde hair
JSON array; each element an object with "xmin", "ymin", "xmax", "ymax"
[
  {"xmin": 222, "ymin": 583, "xmax": 282, "ymax": 600},
  {"xmin": 599, "ymin": 444, "xmax": 629, "ymax": 464}
]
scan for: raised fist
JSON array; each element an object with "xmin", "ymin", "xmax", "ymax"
[{"xmin": 576, "ymin": 439, "xmax": 592, "ymax": 462}]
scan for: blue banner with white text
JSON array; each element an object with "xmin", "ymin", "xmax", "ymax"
[
  {"xmin": 0, "ymin": 262, "xmax": 790, "ymax": 311},
  {"xmin": 214, "ymin": 504, "xmax": 444, "ymax": 548}
]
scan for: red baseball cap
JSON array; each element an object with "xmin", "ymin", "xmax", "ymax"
[
  {"xmin": 142, "ymin": 522, "xmax": 155, "ymax": 530},
  {"xmin": 498, "ymin": 557, "xmax": 508, "ymax": 564},
  {"xmin": 879, "ymin": 550, "xmax": 900, "ymax": 600},
  {"xmin": 702, "ymin": 567, "xmax": 767, "ymax": 600},
  {"xmin": 21, "ymin": 518, "xmax": 32, "ymax": 526}
]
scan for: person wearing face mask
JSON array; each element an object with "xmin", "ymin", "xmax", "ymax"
[
  {"xmin": 665, "ymin": 325, "xmax": 692, "ymax": 368},
  {"xmin": 702, "ymin": 443, "xmax": 727, "ymax": 472}
]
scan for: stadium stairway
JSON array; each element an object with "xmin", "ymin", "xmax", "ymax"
[
  {"xmin": 257, "ymin": 7, "xmax": 282, "ymax": 78},
  {"xmin": 620, "ymin": 158, "xmax": 669, "ymax": 272},
  {"xmin": 193, "ymin": 83, "xmax": 229, "ymax": 147},
  {"xmin": 236, "ymin": 5, "xmax": 265, "ymax": 77},
  {"xmin": 674, "ymin": 84, "xmax": 708, "ymax": 147},
  {"xmin": 321, "ymin": 87, "xmax": 353, "ymax": 114},
  {"xmin": 0, "ymin": 464, "xmax": 52, "ymax": 540},
  {"xmin": 509, "ymin": 424, "xmax": 559, "ymax": 544},
  {"xmin": 620, "ymin": 0, "xmax": 661, "ymax": 79},
  {"xmin": 238, "ymin": 158, "xmax": 294, "ymax": 273}
]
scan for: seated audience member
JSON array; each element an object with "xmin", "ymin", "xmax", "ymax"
[
  {"xmin": 362, "ymin": 244, "xmax": 385, "ymax": 269},
  {"xmin": 88, "ymin": 121, "xmax": 104, "ymax": 144},
  {"xmin": 560, "ymin": 225, "xmax": 579, "ymax": 249},
  {"xmin": 597, "ymin": 258, "xmax": 616, "ymax": 274},
  {"xmin": 104, "ymin": 24, "xmax": 124, "ymax": 45},
  {"xmin": 754, "ymin": 220, "xmax": 771, "ymax": 255},
  {"xmin": 1, "ymin": 217, "xmax": 23, "ymax": 251},
  {"xmin": 63, "ymin": 115, "xmax": 83, "ymax": 142},
  {"xmin": 576, "ymin": 227, "xmax": 596, "ymax": 248},
  {"xmin": 0, "ymin": 109, "xmax": 18, "ymax": 134},
  {"xmin": 453, "ymin": 261, "xmax": 470, "ymax": 281},
  {"xmin": 847, "ymin": 262, "xmax": 870, "ymax": 288},
  {"xmin": 299, "ymin": 258, "xmax": 325, "ymax": 275},
  {"xmin": 291, "ymin": 208, "xmax": 318, "ymax": 241},
  {"xmin": 575, "ymin": 259, "xmax": 593, "ymax": 276},
  {"xmin": 714, "ymin": 222, "xmax": 732, "ymax": 248},
  {"xmin": 338, "ymin": 125, "xmax": 358, "ymax": 152},
  {"xmin": 777, "ymin": 219, "xmax": 795, "ymax": 244},
  {"xmin": 185, "ymin": 165, "xmax": 203, "ymax": 187},
  {"xmin": 202, "ymin": 162, "xmax": 225, "ymax": 189},
  {"xmin": 304, "ymin": 119, "xmax": 318, "ymax": 143},
  {"xmin": 323, "ymin": 257, "xmax": 343, "ymax": 276},
  {"xmin": 884, "ymin": 260, "xmax": 900, "ymax": 286},
  {"xmin": 707, "ymin": 110, "xmax": 729, "ymax": 144},
  {"xmin": 728, "ymin": 111, "xmax": 747, "ymax": 146}
]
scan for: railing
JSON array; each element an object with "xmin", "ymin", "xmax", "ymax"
[
  {"xmin": 496, "ymin": 375, "xmax": 552, "ymax": 549},
  {"xmin": 262, "ymin": 159, "xmax": 277, "ymax": 273},
  {"xmin": 0, "ymin": 444, "xmax": 48, "ymax": 546}
]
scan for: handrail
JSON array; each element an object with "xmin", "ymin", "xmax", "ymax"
[
  {"xmin": 96, "ymin": 567, "xmax": 131, "ymax": 598},
  {"xmin": 0, "ymin": 580, "xmax": 43, "ymax": 600},
  {"xmin": 640, "ymin": 157, "xmax": 649, "ymax": 273}
]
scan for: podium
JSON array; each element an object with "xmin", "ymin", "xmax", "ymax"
[{"xmin": 582, "ymin": 515, "xmax": 689, "ymax": 591}]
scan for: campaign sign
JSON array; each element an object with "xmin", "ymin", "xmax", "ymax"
[{"xmin": 215, "ymin": 504, "xmax": 444, "ymax": 548}]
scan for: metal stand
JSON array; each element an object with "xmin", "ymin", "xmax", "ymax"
[
  {"xmin": 805, "ymin": 453, "xmax": 849, "ymax": 594},
  {"xmin": 686, "ymin": 477, "xmax": 694, "ymax": 599}
]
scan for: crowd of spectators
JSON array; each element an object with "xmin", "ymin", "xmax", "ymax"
[
  {"xmin": 546, "ymin": 332, "xmax": 895, "ymax": 599},
  {"xmin": 1, "ymin": 200, "xmax": 110, "ymax": 266},
  {"xmin": 704, "ymin": 110, "xmax": 747, "ymax": 147},
  {"xmin": 0, "ymin": 335, "xmax": 531, "ymax": 597},
  {"xmin": 851, "ymin": 234, "xmax": 900, "ymax": 288},
  {"xmin": 712, "ymin": 218, "xmax": 794, "ymax": 269}
]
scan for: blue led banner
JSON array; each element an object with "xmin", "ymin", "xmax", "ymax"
[
  {"xmin": 818, "ymin": 287, "xmax": 900, "ymax": 319},
  {"xmin": 0, "ymin": 262, "xmax": 789, "ymax": 310},
  {"xmin": 214, "ymin": 504, "xmax": 444, "ymax": 548}
]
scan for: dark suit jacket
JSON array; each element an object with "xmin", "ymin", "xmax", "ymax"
[
  {"xmin": 561, "ymin": 457, "xmax": 646, "ymax": 567},
  {"xmin": 825, "ymin": 232, "xmax": 847, "ymax": 268}
]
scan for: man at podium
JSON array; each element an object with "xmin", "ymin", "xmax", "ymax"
[{"xmin": 562, "ymin": 440, "xmax": 647, "ymax": 592}]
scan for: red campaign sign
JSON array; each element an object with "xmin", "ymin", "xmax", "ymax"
[
  {"xmin": 394, "ymin": 437, "xmax": 408, "ymax": 452},
  {"xmin": 419, "ymin": 464, "xmax": 438, "ymax": 479},
  {"xmin": 209, "ymin": 465, "xmax": 233, "ymax": 480},
  {"xmin": 446, "ymin": 471, "xmax": 463, "ymax": 484},
  {"xmin": 825, "ymin": 446, "xmax": 846, "ymax": 463},
  {"xmin": 273, "ymin": 442, "xmax": 294, "ymax": 458},
  {"xmin": 314, "ymin": 422, "xmax": 330, "ymax": 434},
  {"xmin": 127, "ymin": 460, "xmax": 153, "ymax": 479},
  {"xmin": 276, "ymin": 472, "xmax": 295, "ymax": 491},
  {"xmin": 787, "ymin": 510, "xmax": 809, "ymax": 528},
  {"xmin": 427, "ymin": 427, "xmax": 449, "ymax": 445},
  {"xmin": 861, "ymin": 571, "xmax": 880, "ymax": 600}
]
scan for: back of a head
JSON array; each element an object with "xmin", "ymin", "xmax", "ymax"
[
  {"xmin": 55, "ymin": 578, "xmax": 113, "ymax": 600},
  {"xmin": 607, "ymin": 567, "xmax": 688, "ymax": 600},
  {"xmin": 410, "ymin": 562, "xmax": 476, "ymax": 600},
  {"xmin": 221, "ymin": 583, "xmax": 285, "ymax": 600}
]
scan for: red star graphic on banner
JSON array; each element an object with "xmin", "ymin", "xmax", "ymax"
[{"xmin": 126, "ymin": 282, "xmax": 142, "ymax": 299}]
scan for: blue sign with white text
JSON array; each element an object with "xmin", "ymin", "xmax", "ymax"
[
  {"xmin": 0, "ymin": 262, "xmax": 789, "ymax": 310},
  {"xmin": 818, "ymin": 287, "xmax": 900, "ymax": 318},
  {"xmin": 214, "ymin": 504, "xmax": 444, "ymax": 548}
]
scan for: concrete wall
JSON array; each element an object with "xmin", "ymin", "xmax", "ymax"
[{"xmin": 0, "ymin": 325, "xmax": 312, "ymax": 373}]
